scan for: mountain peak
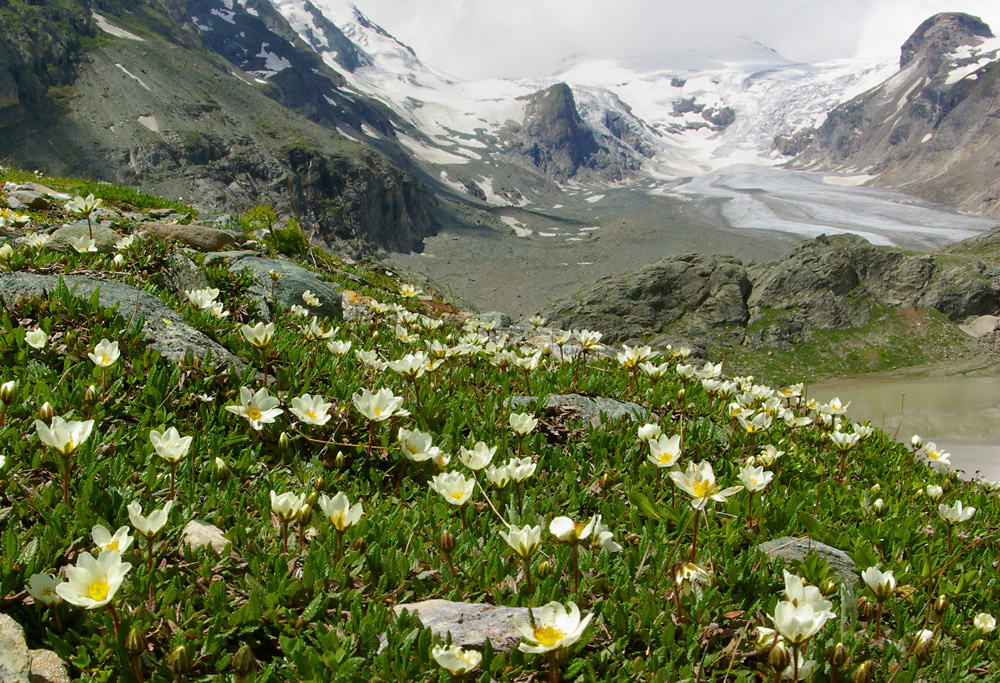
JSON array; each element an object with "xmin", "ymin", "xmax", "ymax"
[{"xmin": 899, "ymin": 12, "xmax": 994, "ymax": 70}]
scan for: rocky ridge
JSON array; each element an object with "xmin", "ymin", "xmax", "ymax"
[{"xmin": 544, "ymin": 230, "xmax": 1000, "ymax": 373}]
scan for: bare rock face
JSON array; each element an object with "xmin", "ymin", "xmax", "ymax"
[
  {"xmin": 145, "ymin": 222, "xmax": 239, "ymax": 252},
  {"xmin": 28, "ymin": 649, "xmax": 70, "ymax": 683},
  {"xmin": 392, "ymin": 600, "xmax": 531, "ymax": 653},
  {"xmin": 0, "ymin": 614, "xmax": 31, "ymax": 682},
  {"xmin": 787, "ymin": 13, "xmax": 1000, "ymax": 218},
  {"xmin": 758, "ymin": 536, "xmax": 858, "ymax": 586},
  {"xmin": 502, "ymin": 83, "xmax": 639, "ymax": 183}
]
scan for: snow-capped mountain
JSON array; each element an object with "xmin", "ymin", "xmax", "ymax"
[{"xmin": 263, "ymin": 0, "xmax": 896, "ymax": 186}]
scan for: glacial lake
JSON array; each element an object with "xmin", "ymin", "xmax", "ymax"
[{"xmin": 810, "ymin": 375, "xmax": 1000, "ymax": 481}]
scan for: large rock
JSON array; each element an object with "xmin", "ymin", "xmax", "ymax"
[
  {"xmin": 758, "ymin": 536, "xmax": 858, "ymax": 585},
  {"xmin": 0, "ymin": 614, "xmax": 31, "ymax": 682},
  {"xmin": 157, "ymin": 252, "xmax": 212, "ymax": 297},
  {"xmin": 0, "ymin": 273, "xmax": 247, "ymax": 372},
  {"xmin": 393, "ymin": 600, "xmax": 531, "ymax": 653},
  {"xmin": 508, "ymin": 393, "xmax": 648, "ymax": 428},
  {"xmin": 145, "ymin": 222, "xmax": 239, "ymax": 252},
  {"xmin": 229, "ymin": 256, "xmax": 343, "ymax": 321},
  {"xmin": 47, "ymin": 224, "xmax": 122, "ymax": 253}
]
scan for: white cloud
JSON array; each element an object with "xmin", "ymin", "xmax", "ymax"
[{"xmin": 348, "ymin": 0, "xmax": 1000, "ymax": 78}]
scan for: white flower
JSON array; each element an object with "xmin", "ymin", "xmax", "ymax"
[
  {"xmin": 925, "ymin": 484, "xmax": 943, "ymax": 500},
  {"xmin": 670, "ymin": 461, "xmax": 743, "ymax": 510},
  {"xmin": 783, "ymin": 571, "xmax": 835, "ymax": 618},
  {"xmin": 757, "ymin": 444, "xmax": 785, "ymax": 466},
  {"xmin": 637, "ymin": 423, "xmax": 663, "ymax": 443},
  {"xmin": 300, "ymin": 317, "xmax": 334, "ymax": 341},
  {"xmin": 861, "ymin": 566, "xmax": 896, "ymax": 601},
  {"xmin": 302, "ymin": 290, "xmax": 320, "ymax": 307},
  {"xmin": 270, "ymin": 490, "xmax": 305, "ymax": 522},
  {"xmin": 938, "ymin": 500, "xmax": 975, "ymax": 525},
  {"xmin": 318, "ymin": 492, "xmax": 363, "ymax": 531},
  {"xmin": 387, "ymin": 352, "xmax": 428, "ymax": 380},
  {"xmin": 34, "ymin": 416, "xmax": 95, "ymax": 456},
  {"xmin": 923, "ymin": 442, "xmax": 951, "ymax": 466},
  {"xmin": 549, "ymin": 515, "xmax": 597, "ymax": 543},
  {"xmin": 55, "ymin": 549, "xmax": 131, "ymax": 609},
  {"xmin": 88, "ymin": 338, "xmax": 120, "ymax": 367},
  {"xmin": 289, "ymin": 393, "xmax": 332, "ymax": 426},
  {"xmin": 25, "ymin": 328, "xmax": 47, "ymax": 349},
  {"xmin": 92, "ymin": 524, "xmax": 134, "ymax": 554},
  {"xmin": 114, "ymin": 234, "xmax": 135, "ymax": 250},
  {"xmin": 225, "ymin": 386, "xmax": 284, "ymax": 431},
  {"xmin": 352, "ymin": 387, "xmax": 408, "ymax": 422},
  {"xmin": 500, "ymin": 524, "xmax": 542, "ymax": 558},
  {"xmin": 327, "ymin": 339, "xmax": 352, "ymax": 356},
  {"xmin": 185, "ymin": 288, "xmax": 220, "ymax": 310},
  {"xmin": 771, "ymin": 601, "xmax": 830, "ymax": 645},
  {"xmin": 458, "ymin": 441, "xmax": 497, "ymax": 471},
  {"xmin": 127, "ymin": 500, "xmax": 174, "ymax": 538},
  {"xmin": 507, "ymin": 456, "xmax": 537, "ymax": 482},
  {"xmin": 590, "ymin": 517, "xmax": 622, "ymax": 553},
  {"xmin": 289, "ymin": 304, "xmax": 310, "ymax": 317},
  {"xmin": 149, "ymin": 427, "xmax": 193, "ymax": 463},
  {"xmin": 429, "ymin": 471, "xmax": 476, "ymax": 506},
  {"xmin": 509, "ymin": 412, "xmax": 539, "ymax": 436},
  {"xmin": 974, "ymin": 613, "xmax": 996, "ymax": 634},
  {"xmin": 111, "ymin": 253, "xmax": 125, "ymax": 268},
  {"xmin": 397, "ymin": 428, "xmax": 441, "ymax": 463},
  {"xmin": 738, "ymin": 464, "xmax": 773, "ymax": 493},
  {"xmin": 431, "ymin": 644, "xmax": 481, "ymax": 675},
  {"xmin": 27, "ymin": 573, "xmax": 63, "ymax": 607},
  {"xmin": 511, "ymin": 601, "xmax": 593, "ymax": 654},
  {"xmin": 65, "ymin": 193, "xmax": 102, "ymax": 216},
  {"xmin": 23, "ymin": 233, "xmax": 50, "ymax": 249},
  {"xmin": 241, "ymin": 322, "xmax": 275, "ymax": 349},
  {"xmin": 71, "ymin": 235, "xmax": 97, "ymax": 253},
  {"xmin": 399, "ymin": 283, "xmax": 422, "ymax": 298},
  {"xmin": 647, "ymin": 433, "xmax": 682, "ymax": 468}
]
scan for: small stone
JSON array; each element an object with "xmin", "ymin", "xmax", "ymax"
[
  {"xmin": 29, "ymin": 650, "xmax": 69, "ymax": 683},
  {"xmin": 148, "ymin": 208, "xmax": 175, "ymax": 219},
  {"xmin": 391, "ymin": 600, "xmax": 531, "ymax": 653},
  {"xmin": 0, "ymin": 614, "xmax": 31, "ymax": 682},
  {"xmin": 758, "ymin": 536, "xmax": 858, "ymax": 584},
  {"xmin": 182, "ymin": 520, "xmax": 229, "ymax": 554}
]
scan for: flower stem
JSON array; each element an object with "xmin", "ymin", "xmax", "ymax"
[
  {"xmin": 107, "ymin": 601, "xmax": 120, "ymax": 636},
  {"xmin": 572, "ymin": 544, "xmax": 580, "ymax": 593},
  {"xmin": 690, "ymin": 508, "xmax": 700, "ymax": 561}
]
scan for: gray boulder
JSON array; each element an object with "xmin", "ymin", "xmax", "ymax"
[
  {"xmin": 508, "ymin": 393, "xmax": 648, "ymax": 428},
  {"xmin": 157, "ymin": 252, "xmax": 212, "ymax": 297},
  {"xmin": 758, "ymin": 536, "xmax": 858, "ymax": 585},
  {"xmin": 146, "ymin": 222, "xmax": 239, "ymax": 252},
  {"xmin": 28, "ymin": 649, "xmax": 70, "ymax": 683},
  {"xmin": 47, "ymin": 224, "xmax": 122, "ymax": 254},
  {"xmin": 0, "ymin": 614, "xmax": 30, "ymax": 682},
  {"xmin": 0, "ymin": 273, "xmax": 247, "ymax": 372},
  {"xmin": 229, "ymin": 256, "xmax": 343, "ymax": 321},
  {"xmin": 393, "ymin": 600, "xmax": 532, "ymax": 653},
  {"xmin": 182, "ymin": 520, "xmax": 230, "ymax": 555}
]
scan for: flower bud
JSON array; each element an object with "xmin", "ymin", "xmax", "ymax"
[
  {"xmin": 167, "ymin": 645, "xmax": 192, "ymax": 676},
  {"xmin": 313, "ymin": 476, "xmax": 324, "ymax": 492},
  {"xmin": 279, "ymin": 431, "xmax": 291, "ymax": 453},
  {"xmin": 820, "ymin": 577, "xmax": 838, "ymax": 597},
  {"xmin": 352, "ymin": 537, "xmax": 367, "ymax": 553},
  {"xmin": 0, "ymin": 380, "xmax": 16, "ymax": 403},
  {"xmin": 768, "ymin": 642, "xmax": 791, "ymax": 671},
  {"xmin": 910, "ymin": 434, "xmax": 922, "ymax": 449},
  {"xmin": 933, "ymin": 595, "xmax": 948, "ymax": 615},
  {"xmin": 676, "ymin": 388, "xmax": 686, "ymax": 401},
  {"xmin": 857, "ymin": 596, "xmax": 877, "ymax": 620},
  {"xmin": 872, "ymin": 498, "xmax": 885, "ymax": 516},
  {"xmin": 536, "ymin": 560, "xmax": 552, "ymax": 579},
  {"xmin": 334, "ymin": 451, "xmax": 346, "ymax": 469},
  {"xmin": 297, "ymin": 504, "xmax": 312, "ymax": 523},
  {"xmin": 438, "ymin": 530, "xmax": 455, "ymax": 554},
  {"xmin": 84, "ymin": 385, "xmax": 98, "ymax": 404},
  {"xmin": 913, "ymin": 630, "xmax": 934, "ymax": 659},
  {"xmin": 970, "ymin": 638, "xmax": 984, "ymax": 651},
  {"xmin": 215, "ymin": 457, "xmax": 230, "ymax": 479},
  {"xmin": 826, "ymin": 642, "xmax": 848, "ymax": 668},
  {"xmin": 268, "ymin": 269, "xmax": 282, "ymax": 282},
  {"xmin": 125, "ymin": 624, "xmax": 147, "ymax": 657},
  {"xmin": 941, "ymin": 478, "xmax": 951, "ymax": 492},
  {"xmin": 232, "ymin": 645, "xmax": 256, "ymax": 676},
  {"xmin": 38, "ymin": 402, "xmax": 56, "ymax": 421},
  {"xmin": 851, "ymin": 660, "xmax": 876, "ymax": 683}
]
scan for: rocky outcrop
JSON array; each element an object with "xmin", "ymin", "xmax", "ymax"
[
  {"xmin": 544, "ymin": 232, "xmax": 1000, "ymax": 353},
  {"xmin": 787, "ymin": 13, "xmax": 1000, "ymax": 218},
  {"xmin": 501, "ymin": 83, "xmax": 640, "ymax": 183}
]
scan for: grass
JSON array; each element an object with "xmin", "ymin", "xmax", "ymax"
[{"xmin": 0, "ymin": 178, "xmax": 999, "ymax": 682}]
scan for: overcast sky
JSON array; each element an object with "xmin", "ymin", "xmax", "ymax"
[{"xmin": 347, "ymin": 0, "xmax": 1000, "ymax": 79}]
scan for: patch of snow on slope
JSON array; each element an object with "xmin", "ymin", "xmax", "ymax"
[
  {"xmin": 210, "ymin": 7, "xmax": 236, "ymax": 24},
  {"xmin": 500, "ymin": 216, "xmax": 532, "ymax": 236},
  {"xmin": 396, "ymin": 133, "xmax": 470, "ymax": 164},
  {"xmin": 92, "ymin": 13, "xmax": 145, "ymax": 41},
  {"xmin": 115, "ymin": 63, "xmax": 151, "ymax": 91},
  {"xmin": 255, "ymin": 44, "xmax": 292, "ymax": 76}
]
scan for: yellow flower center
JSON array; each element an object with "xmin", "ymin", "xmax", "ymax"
[
  {"xmin": 374, "ymin": 406, "xmax": 383, "ymax": 417},
  {"xmin": 691, "ymin": 479, "xmax": 715, "ymax": 499},
  {"xmin": 451, "ymin": 491, "xmax": 465, "ymax": 501},
  {"xmin": 101, "ymin": 354, "xmax": 110, "ymax": 364},
  {"xmin": 247, "ymin": 407, "xmax": 262, "ymax": 421},
  {"xmin": 306, "ymin": 410, "xmax": 317, "ymax": 419},
  {"xmin": 331, "ymin": 511, "xmax": 345, "ymax": 529},
  {"xmin": 533, "ymin": 624, "xmax": 567, "ymax": 648},
  {"xmin": 105, "ymin": 540, "xmax": 120, "ymax": 552},
  {"xmin": 88, "ymin": 579, "xmax": 110, "ymax": 602}
]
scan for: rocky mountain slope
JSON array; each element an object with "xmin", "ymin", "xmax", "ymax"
[
  {"xmin": 0, "ymin": 0, "xmax": 442, "ymax": 254},
  {"xmin": 544, "ymin": 229, "xmax": 1000, "ymax": 380},
  {"xmin": 787, "ymin": 12, "xmax": 1000, "ymax": 218}
]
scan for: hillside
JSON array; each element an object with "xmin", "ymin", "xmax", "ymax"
[{"xmin": 0, "ymin": 169, "xmax": 999, "ymax": 683}]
